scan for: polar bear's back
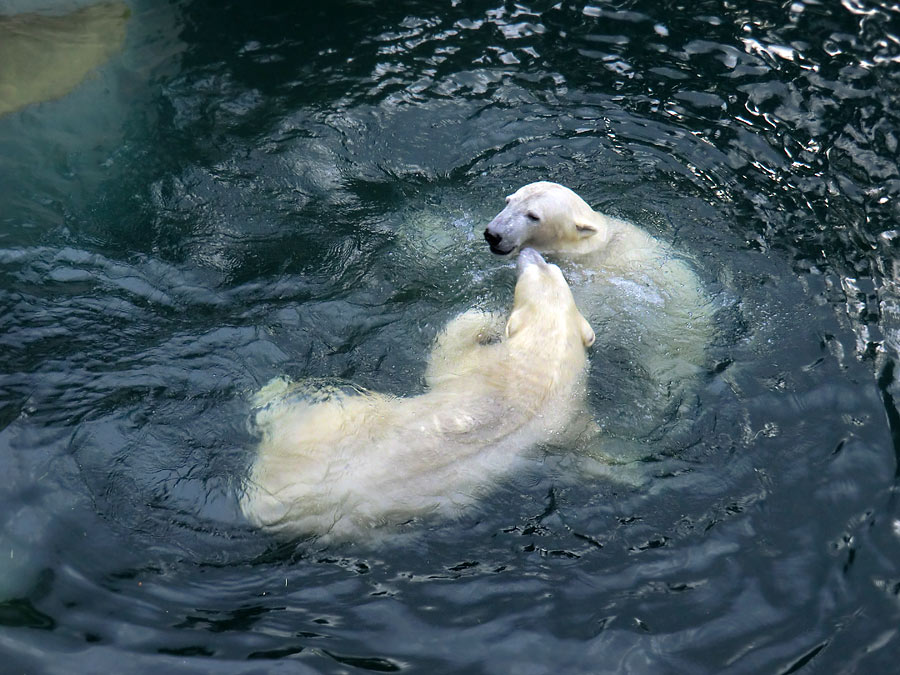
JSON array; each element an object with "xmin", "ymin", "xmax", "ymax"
[
  {"xmin": 569, "ymin": 216, "xmax": 714, "ymax": 383},
  {"xmin": 242, "ymin": 382, "xmax": 530, "ymax": 537}
]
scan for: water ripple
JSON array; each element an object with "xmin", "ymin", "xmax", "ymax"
[{"xmin": 1, "ymin": 0, "xmax": 900, "ymax": 672}]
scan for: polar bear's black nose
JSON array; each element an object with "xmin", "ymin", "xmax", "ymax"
[{"xmin": 484, "ymin": 229, "xmax": 503, "ymax": 248}]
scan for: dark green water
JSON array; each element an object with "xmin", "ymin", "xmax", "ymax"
[{"xmin": 1, "ymin": 0, "xmax": 899, "ymax": 672}]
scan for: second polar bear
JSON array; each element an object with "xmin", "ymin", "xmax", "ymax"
[
  {"xmin": 241, "ymin": 248, "xmax": 595, "ymax": 541},
  {"xmin": 485, "ymin": 182, "xmax": 715, "ymax": 437}
]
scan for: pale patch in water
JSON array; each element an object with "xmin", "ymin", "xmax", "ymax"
[{"xmin": 0, "ymin": 1, "xmax": 130, "ymax": 117}]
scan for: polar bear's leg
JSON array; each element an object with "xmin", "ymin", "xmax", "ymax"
[
  {"xmin": 251, "ymin": 376, "xmax": 293, "ymax": 408},
  {"xmin": 250, "ymin": 376, "xmax": 351, "ymax": 431},
  {"xmin": 425, "ymin": 309, "xmax": 505, "ymax": 386}
]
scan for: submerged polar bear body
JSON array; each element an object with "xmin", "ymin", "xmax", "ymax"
[
  {"xmin": 242, "ymin": 248, "xmax": 595, "ymax": 540},
  {"xmin": 485, "ymin": 182, "xmax": 714, "ymax": 418}
]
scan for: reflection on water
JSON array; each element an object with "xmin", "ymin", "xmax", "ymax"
[
  {"xmin": 1, "ymin": 0, "xmax": 900, "ymax": 672},
  {"xmin": 0, "ymin": 1, "xmax": 130, "ymax": 117}
]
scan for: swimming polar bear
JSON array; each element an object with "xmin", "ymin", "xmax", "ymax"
[
  {"xmin": 484, "ymin": 181, "xmax": 715, "ymax": 439},
  {"xmin": 241, "ymin": 248, "xmax": 595, "ymax": 541}
]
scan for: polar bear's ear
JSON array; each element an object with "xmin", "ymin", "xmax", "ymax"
[
  {"xmin": 575, "ymin": 219, "xmax": 599, "ymax": 237},
  {"xmin": 580, "ymin": 317, "xmax": 595, "ymax": 347},
  {"xmin": 505, "ymin": 310, "xmax": 524, "ymax": 339}
]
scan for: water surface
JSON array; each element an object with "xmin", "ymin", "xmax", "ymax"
[{"xmin": 1, "ymin": 0, "xmax": 899, "ymax": 672}]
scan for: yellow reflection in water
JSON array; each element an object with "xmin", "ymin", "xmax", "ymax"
[{"xmin": 0, "ymin": 1, "xmax": 130, "ymax": 117}]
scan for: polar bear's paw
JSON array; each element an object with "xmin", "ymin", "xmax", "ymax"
[
  {"xmin": 424, "ymin": 309, "xmax": 505, "ymax": 387},
  {"xmin": 250, "ymin": 376, "xmax": 370, "ymax": 430}
]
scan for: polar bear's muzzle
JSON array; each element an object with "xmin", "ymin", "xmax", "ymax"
[
  {"xmin": 516, "ymin": 247, "xmax": 546, "ymax": 273},
  {"xmin": 483, "ymin": 227, "xmax": 514, "ymax": 255}
]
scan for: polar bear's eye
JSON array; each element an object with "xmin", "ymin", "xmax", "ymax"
[{"xmin": 526, "ymin": 212, "xmax": 540, "ymax": 222}]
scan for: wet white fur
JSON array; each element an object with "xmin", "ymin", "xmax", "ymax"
[
  {"xmin": 241, "ymin": 249, "xmax": 594, "ymax": 541},
  {"xmin": 486, "ymin": 182, "xmax": 713, "ymax": 397}
]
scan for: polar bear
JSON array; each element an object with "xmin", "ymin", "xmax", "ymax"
[
  {"xmin": 484, "ymin": 181, "xmax": 714, "ymax": 438},
  {"xmin": 241, "ymin": 248, "xmax": 595, "ymax": 540}
]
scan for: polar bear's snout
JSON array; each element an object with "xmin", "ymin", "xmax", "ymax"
[
  {"xmin": 484, "ymin": 227, "xmax": 512, "ymax": 255},
  {"xmin": 484, "ymin": 205, "xmax": 524, "ymax": 255},
  {"xmin": 516, "ymin": 247, "xmax": 546, "ymax": 272}
]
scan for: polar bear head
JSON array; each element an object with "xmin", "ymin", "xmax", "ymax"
[
  {"xmin": 484, "ymin": 181, "xmax": 602, "ymax": 255},
  {"xmin": 506, "ymin": 247, "xmax": 595, "ymax": 349}
]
